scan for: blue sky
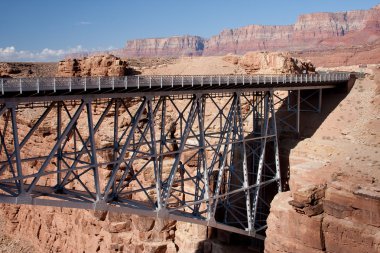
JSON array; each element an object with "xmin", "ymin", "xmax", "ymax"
[{"xmin": 0, "ymin": 0, "xmax": 379, "ymax": 61}]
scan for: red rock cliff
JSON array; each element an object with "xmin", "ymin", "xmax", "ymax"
[
  {"xmin": 117, "ymin": 5, "xmax": 380, "ymax": 58},
  {"xmin": 121, "ymin": 35, "xmax": 205, "ymax": 57},
  {"xmin": 204, "ymin": 6, "xmax": 380, "ymax": 55}
]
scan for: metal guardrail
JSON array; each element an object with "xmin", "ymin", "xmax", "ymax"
[{"xmin": 0, "ymin": 72, "xmax": 351, "ymax": 95}]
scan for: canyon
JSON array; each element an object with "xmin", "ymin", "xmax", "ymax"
[{"xmin": 0, "ymin": 4, "xmax": 379, "ymax": 253}]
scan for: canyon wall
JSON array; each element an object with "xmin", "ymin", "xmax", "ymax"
[
  {"xmin": 265, "ymin": 67, "xmax": 380, "ymax": 253},
  {"xmin": 122, "ymin": 35, "xmax": 205, "ymax": 58},
  {"xmin": 204, "ymin": 6, "xmax": 380, "ymax": 55},
  {"xmin": 117, "ymin": 5, "xmax": 380, "ymax": 60}
]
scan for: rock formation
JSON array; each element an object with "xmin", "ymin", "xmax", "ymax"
[
  {"xmin": 57, "ymin": 54, "xmax": 128, "ymax": 77},
  {"xmin": 204, "ymin": 5, "xmax": 380, "ymax": 55},
  {"xmin": 121, "ymin": 35, "xmax": 205, "ymax": 58},
  {"xmin": 224, "ymin": 52, "xmax": 315, "ymax": 74},
  {"xmin": 115, "ymin": 5, "xmax": 380, "ymax": 60}
]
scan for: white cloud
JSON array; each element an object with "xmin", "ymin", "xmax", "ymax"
[
  {"xmin": 0, "ymin": 45, "xmax": 86, "ymax": 62},
  {"xmin": 0, "ymin": 46, "xmax": 16, "ymax": 54}
]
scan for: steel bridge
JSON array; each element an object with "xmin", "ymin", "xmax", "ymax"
[{"xmin": 0, "ymin": 73, "xmax": 352, "ymax": 239}]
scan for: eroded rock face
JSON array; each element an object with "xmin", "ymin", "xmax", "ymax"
[
  {"xmin": 266, "ymin": 184, "xmax": 380, "ymax": 253},
  {"xmin": 1, "ymin": 204, "xmax": 182, "ymax": 253},
  {"xmin": 122, "ymin": 35, "xmax": 205, "ymax": 58},
  {"xmin": 57, "ymin": 55, "xmax": 128, "ymax": 77},
  {"xmin": 223, "ymin": 52, "xmax": 315, "ymax": 74},
  {"xmin": 204, "ymin": 6, "xmax": 380, "ymax": 56}
]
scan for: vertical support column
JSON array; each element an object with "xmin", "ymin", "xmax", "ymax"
[
  {"xmin": 86, "ymin": 100, "xmax": 101, "ymax": 201},
  {"xmin": 269, "ymin": 91, "xmax": 282, "ymax": 193},
  {"xmin": 287, "ymin": 91, "xmax": 291, "ymax": 111},
  {"xmin": 9, "ymin": 104, "xmax": 24, "ymax": 194},
  {"xmin": 157, "ymin": 96, "xmax": 167, "ymax": 211},
  {"xmin": 252, "ymin": 91, "xmax": 263, "ymax": 176},
  {"xmin": 73, "ymin": 116, "xmax": 77, "ymax": 156},
  {"xmin": 57, "ymin": 102, "xmax": 62, "ymax": 185},
  {"xmin": 147, "ymin": 97, "xmax": 162, "ymax": 210},
  {"xmin": 297, "ymin": 89, "xmax": 300, "ymax": 134},
  {"xmin": 113, "ymin": 99, "xmax": 119, "ymax": 194},
  {"xmin": 0, "ymin": 106, "xmax": 8, "ymax": 157},
  {"xmin": 223, "ymin": 98, "xmax": 239, "ymax": 224},
  {"xmin": 197, "ymin": 95, "xmax": 210, "ymax": 218},
  {"xmin": 251, "ymin": 92, "xmax": 270, "ymax": 229},
  {"xmin": 318, "ymin": 89, "xmax": 322, "ymax": 113},
  {"xmin": 236, "ymin": 93, "xmax": 253, "ymax": 232}
]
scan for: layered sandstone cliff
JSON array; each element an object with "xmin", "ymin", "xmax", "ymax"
[
  {"xmin": 204, "ymin": 5, "xmax": 380, "ymax": 55},
  {"xmin": 116, "ymin": 5, "xmax": 380, "ymax": 59},
  {"xmin": 121, "ymin": 35, "xmax": 205, "ymax": 58}
]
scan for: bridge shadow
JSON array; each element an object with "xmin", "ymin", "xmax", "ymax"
[
  {"xmin": 126, "ymin": 67, "xmax": 141, "ymax": 75},
  {"xmin": 196, "ymin": 81, "xmax": 355, "ymax": 253},
  {"xmin": 277, "ymin": 83, "xmax": 354, "ymax": 192}
]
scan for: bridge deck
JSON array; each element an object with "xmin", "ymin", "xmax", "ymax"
[{"xmin": 0, "ymin": 73, "xmax": 350, "ymax": 102}]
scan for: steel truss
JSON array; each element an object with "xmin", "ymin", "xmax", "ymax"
[
  {"xmin": 0, "ymin": 91, "xmax": 281, "ymax": 239},
  {"xmin": 273, "ymin": 89, "xmax": 323, "ymax": 134}
]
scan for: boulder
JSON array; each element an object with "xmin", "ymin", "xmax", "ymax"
[{"xmin": 265, "ymin": 192, "xmax": 325, "ymax": 252}]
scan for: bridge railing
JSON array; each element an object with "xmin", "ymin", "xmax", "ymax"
[{"xmin": 0, "ymin": 72, "xmax": 351, "ymax": 95}]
